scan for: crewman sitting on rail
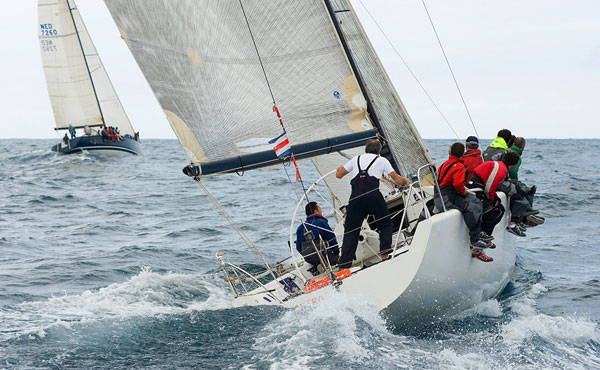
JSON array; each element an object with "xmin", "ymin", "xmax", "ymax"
[
  {"xmin": 482, "ymin": 129, "xmax": 512, "ymax": 162},
  {"xmin": 463, "ymin": 136, "xmax": 483, "ymax": 180},
  {"xmin": 296, "ymin": 202, "xmax": 339, "ymax": 274},
  {"xmin": 499, "ymin": 136, "xmax": 544, "ymax": 235},
  {"xmin": 435, "ymin": 143, "xmax": 492, "ymax": 261},
  {"xmin": 467, "ymin": 151, "xmax": 520, "ymax": 249}
]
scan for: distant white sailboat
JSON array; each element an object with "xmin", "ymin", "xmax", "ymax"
[
  {"xmin": 103, "ymin": 0, "xmax": 515, "ymax": 323},
  {"xmin": 38, "ymin": 0, "xmax": 140, "ymax": 155}
]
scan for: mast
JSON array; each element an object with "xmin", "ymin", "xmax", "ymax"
[
  {"xmin": 322, "ymin": 0, "xmax": 401, "ymax": 173},
  {"xmin": 66, "ymin": 0, "xmax": 105, "ymax": 126}
]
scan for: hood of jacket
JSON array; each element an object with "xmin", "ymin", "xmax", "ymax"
[{"xmin": 489, "ymin": 137, "xmax": 508, "ymax": 150}]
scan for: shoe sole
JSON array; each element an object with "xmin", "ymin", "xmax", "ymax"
[
  {"xmin": 506, "ymin": 227, "xmax": 526, "ymax": 237},
  {"xmin": 526, "ymin": 215, "xmax": 545, "ymax": 225},
  {"xmin": 470, "ymin": 245, "xmax": 489, "ymax": 251},
  {"xmin": 524, "ymin": 210, "xmax": 540, "ymax": 216}
]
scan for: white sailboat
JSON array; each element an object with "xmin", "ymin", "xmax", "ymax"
[
  {"xmin": 38, "ymin": 0, "xmax": 140, "ymax": 155},
  {"xmin": 103, "ymin": 0, "xmax": 515, "ymax": 323}
]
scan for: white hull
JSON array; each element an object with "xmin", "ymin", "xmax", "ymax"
[{"xmin": 231, "ymin": 194, "xmax": 515, "ymax": 324}]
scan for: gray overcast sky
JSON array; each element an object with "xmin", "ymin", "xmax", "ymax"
[{"xmin": 1, "ymin": 0, "xmax": 599, "ymax": 139}]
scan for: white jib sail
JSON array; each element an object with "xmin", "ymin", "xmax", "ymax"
[{"xmin": 38, "ymin": 0, "xmax": 135, "ymax": 135}]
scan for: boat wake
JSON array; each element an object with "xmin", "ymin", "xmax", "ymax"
[
  {"xmin": 243, "ymin": 272, "xmax": 599, "ymax": 369},
  {"xmin": 247, "ymin": 290, "xmax": 404, "ymax": 368},
  {"xmin": 0, "ymin": 267, "xmax": 231, "ymax": 341}
]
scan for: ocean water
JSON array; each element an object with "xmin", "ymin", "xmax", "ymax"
[{"xmin": 0, "ymin": 138, "xmax": 598, "ymax": 369}]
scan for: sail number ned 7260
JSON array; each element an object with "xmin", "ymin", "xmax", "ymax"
[{"xmin": 40, "ymin": 24, "xmax": 58, "ymax": 36}]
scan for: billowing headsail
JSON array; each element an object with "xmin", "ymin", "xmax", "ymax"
[{"xmin": 38, "ymin": 0, "xmax": 135, "ymax": 136}]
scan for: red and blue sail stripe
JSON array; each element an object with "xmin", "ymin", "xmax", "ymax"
[{"xmin": 269, "ymin": 130, "xmax": 292, "ymax": 159}]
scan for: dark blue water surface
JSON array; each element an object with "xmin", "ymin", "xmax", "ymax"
[{"xmin": 0, "ymin": 139, "xmax": 598, "ymax": 369}]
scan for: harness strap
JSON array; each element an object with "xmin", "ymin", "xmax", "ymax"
[
  {"xmin": 364, "ymin": 156, "xmax": 379, "ymax": 172},
  {"xmin": 356, "ymin": 155, "xmax": 379, "ymax": 177},
  {"xmin": 438, "ymin": 161, "xmax": 458, "ymax": 184}
]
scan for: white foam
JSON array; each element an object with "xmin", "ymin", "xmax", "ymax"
[
  {"xmin": 435, "ymin": 348, "xmax": 489, "ymax": 370},
  {"xmin": 502, "ymin": 313, "xmax": 598, "ymax": 346},
  {"xmin": 249, "ymin": 290, "xmax": 418, "ymax": 368},
  {"xmin": 498, "ymin": 281, "xmax": 600, "ymax": 367},
  {"xmin": 452, "ymin": 299, "xmax": 504, "ymax": 320},
  {"xmin": 0, "ymin": 267, "xmax": 231, "ymax": 340}
]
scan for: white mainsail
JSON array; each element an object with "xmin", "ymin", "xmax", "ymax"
[
  {"xmin": 38, "ymin": 0, "xmax": 135, "ymax": 136},
  {"xmin": 104, "ymin": 0, "xmax": 378, "ymax": 168},
  {"xmin": 104, "ymin": 0, "xmax": 432, "ymax": 177}
]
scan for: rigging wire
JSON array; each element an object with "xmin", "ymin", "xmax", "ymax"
[
  {"xmin": 420, "ymin": 0, "xmax": 480, "ymax": 137},
  {"xmin": 195, "ymin": 178, "xmax": 277, "ymax": 280},
  {"xmin": 237, "ymin": 0, "xmax": 276, "ymax": 106},
  {"xmin": 237, "ymin": 0, "xmax": 312, "ymax": 202},
  {"xmin": 282, "ymin": 164, "xmax": 302, "ymax": 202},
  {"xmin": 356, "ymin": 0, "xmax": 460, "ymax": 140}
]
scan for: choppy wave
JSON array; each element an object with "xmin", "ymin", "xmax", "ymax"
[
  {"xmin": 1, "ymin": 139, "xmax": 599, "ymax": 368},
  {"xmin": 0, "ymin": 268, "xmax": 231, "ymax": 342},
  {"xmin": 241, "ymin": 281, "xmax": 599, "ymax": 369}
]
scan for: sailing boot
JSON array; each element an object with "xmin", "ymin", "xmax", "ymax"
[
  {"xmin": 479, "ymin": 231, "xmax": 494, "ymax": 242},
  {"xmin": 470, "ymin": 240, "xmax": 489, "ymax": 250},
  {"xmin": 472, "ymin": 251, "xmax": 493, "ymax": 262},
  {"xmin": 506, "ymin": 223, "xmax": 526, "ymax": 237}
]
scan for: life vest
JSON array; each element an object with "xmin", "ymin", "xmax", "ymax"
[
  {"xmin": 350, "ymin": 155, "xmax": 380, "ymax": 199},
  {"xmin": 300, "ymin": 225, "xmax": 321, "ymax": 257}
]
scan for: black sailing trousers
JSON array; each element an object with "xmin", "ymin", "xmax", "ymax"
[
  {"xmin": 338, "ymin": 191, "xmax": 392, "ymax": 269},
  {"xmin": 435, "ymin": 187, "xmax": 483, "ymax": 243}
]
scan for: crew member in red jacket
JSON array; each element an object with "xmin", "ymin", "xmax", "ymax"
[
  {"xmin": 467, "ymin": 151, "xmax": 520, "ymax": 237},
  {"xmin": 435, "ymin": 143, "xmax": 492, "ymax": 260},
  {"xmin": 463, "ymin": 136, "xmax": 483, "ymax": 180}
]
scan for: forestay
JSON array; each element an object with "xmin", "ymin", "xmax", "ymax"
[{"xmin": 38, "ymin": 0, "xmax": 135, "ymax": 135}]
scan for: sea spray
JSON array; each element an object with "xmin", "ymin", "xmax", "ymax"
[{"xmin": 0, "ymin": 267, "xmax": 231, "ymax": 341}]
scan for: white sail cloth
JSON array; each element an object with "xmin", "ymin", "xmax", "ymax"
[
  {"xmin": 104, "ymin": 0, "xmax": 375, "ymax": 165},
  {"xmin": 329, "ymin": 0, "xmax": 433, "ymax": 174},
  {"xmin": 105, "ymin": 0, "xmax": 433, "ymax": 175},
  {"xmin": 38, "ymin": 0, "xmax": 135, "ymax": 135}
]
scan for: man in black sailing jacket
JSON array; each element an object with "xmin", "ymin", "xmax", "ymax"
[
  {"xmin": 296, "ymin": 202, "xmax": 339, "ymax": 274},
  {"xmin": 335, "ymin": 139, "xmax": 410, "ymax": 269}
]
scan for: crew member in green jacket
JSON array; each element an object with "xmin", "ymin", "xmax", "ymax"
[{"xmin": 508, "ymin": 137, "xmax": 526, "ymax": 180}]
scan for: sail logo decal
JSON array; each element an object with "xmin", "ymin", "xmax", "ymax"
[
  {"xmin": 40, "ymin": 24, "xmax": 58, "ymax": 36},
  {"xmin": 41, "ymin": 39, "xmax": 56, "ymax": 52}
]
